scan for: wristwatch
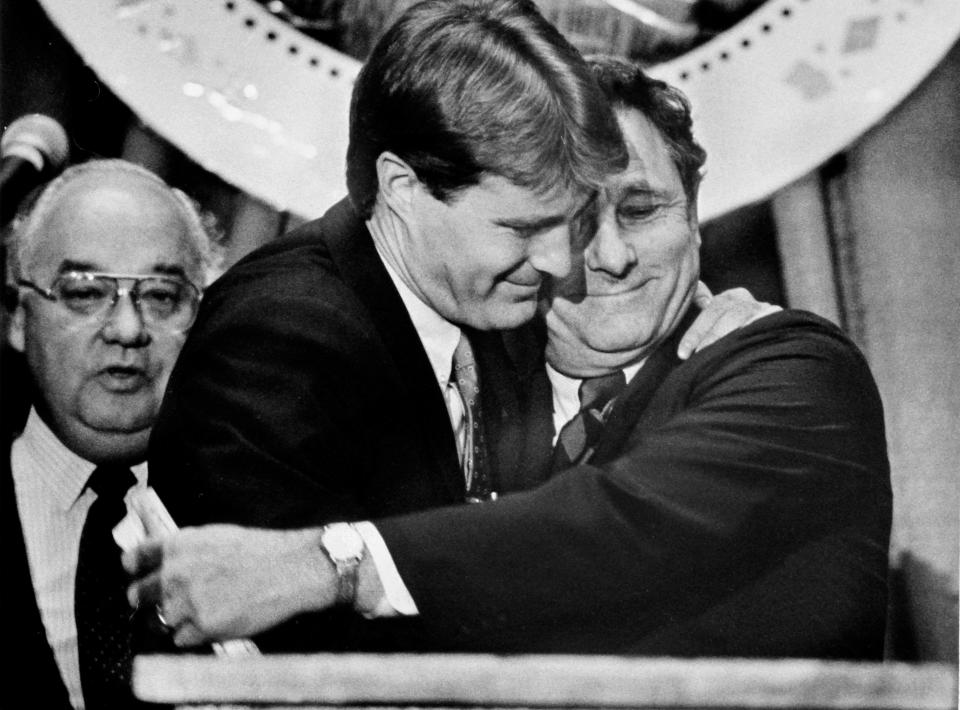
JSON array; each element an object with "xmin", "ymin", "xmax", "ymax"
[{"xmin": 319, "ymin": 523, "xmax": 365, "ymax": 606}]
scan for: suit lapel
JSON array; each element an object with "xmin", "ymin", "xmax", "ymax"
[
  {"xmin": 501, "ymin": 324, "xmax": 555, "ymax": 491},
  {"xmin": 320, "ymin": 200, "xmax": 464, "ymax": 502},
  {"xmin": 469, "ymin": 326, "xmax": 537, "ymax": 494}
]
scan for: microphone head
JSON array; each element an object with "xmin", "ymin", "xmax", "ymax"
[{"xmin": 1, "ymin": 114, "xmax": 70, "ymax": 173}]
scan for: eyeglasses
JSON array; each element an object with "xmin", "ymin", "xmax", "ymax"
[{"xmin": 17, "ymin": 271, "xmax": 202, "ymax": 331}]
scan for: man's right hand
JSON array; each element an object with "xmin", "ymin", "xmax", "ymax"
[{"xmin": 123, "ymin": 525, "xmax": 334, "ymax": 647}]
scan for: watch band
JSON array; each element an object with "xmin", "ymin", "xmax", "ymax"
[
  {"xmin": 320, "ymin": 523, "xmax": 364, "ymax": 607},
  {"xmin": 333, "ymin": 556, "xmax": 359, "ymax": 606}
]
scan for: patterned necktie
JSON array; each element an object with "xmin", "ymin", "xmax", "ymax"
[
  {"xmin": 75, "ymin": 465, "xmax": 138, "ymax": 710},
  {"xmin": 449, "ymin": 335, "xmax": 496, "ymax": 503},
  {"xmin": 552, "ymin": 371, "xmax": 627, "ymax": 471}
]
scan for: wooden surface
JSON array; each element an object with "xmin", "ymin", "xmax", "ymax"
[{"xmin": 133, "ymin": 654, "xmax": 957, "ymax": 709}]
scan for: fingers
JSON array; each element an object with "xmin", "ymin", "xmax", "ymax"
[
  {"xmin": 693, "ymin": 280, "xmax": 713, "ymax": 308},
  {"xmin": 122, "ymin": 539, "xmax": 164, "ymax": 576},
  {"xmin": 127, "ymin": 571, "xmax": 164, "ymax": 609},
  {"xmin": 126, "ymin": 567, "xmax": 209, "ymax": 648},
  {"xmin": 677, "ymin": 306, "xmax": 722, "ymax": 360},
  {"xmin": 678, "ymin": 287, "xmax": 780, "ymax": 359},
  {"xmin": 173, "ymin": 621, "xmax": 207, "ymax": 648},
  {"xmin": 747, "ymin": 302, "xmax": 783, "ymax": 324}
]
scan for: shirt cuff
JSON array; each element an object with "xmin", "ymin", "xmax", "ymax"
[{"xmin": 353, "ymin": 521, "xmax": 419, "ymax": 618}]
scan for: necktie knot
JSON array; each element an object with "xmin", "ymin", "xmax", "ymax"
[
  {"xmin": 578, "ymin": 371, "xmax": 627, "ymax": 417},
  {"xmin": 86, "ymin": 465, "xmax": 137, "ymax": 502},
  {"xmin": 553, "ymin": 370, "xmax": 627, "ymax": 471}
]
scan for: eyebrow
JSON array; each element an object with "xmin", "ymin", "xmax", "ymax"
[
  {"xmin": 57, "ymin": 260, "xmax": 100, "ymax": 274},
  {"xmin": 56, "ymin": 260, "xmax": 190, "ymax": 278},
  {"xmin": 493, "ymin": 213, "xmax": 569, "ymax": 233},
  {"xmin": 616, "ymin": 179, "xmax": 673, "ymax": 201},
  {"xmin": 601, "ymin": 181, "xmax": 677, "ymax": 210}
]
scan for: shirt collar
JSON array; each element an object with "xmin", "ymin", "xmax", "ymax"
[
  {"xmin": 15, "ymin": 408, "xmax": 148, "ymax": 512},
  {"xmin": 546, "ymin": 360, "xmax": 645, "ymax": 424},
  {"xmin": 375, "ymin": 245, "xmax": 462, "ymax": 389}
]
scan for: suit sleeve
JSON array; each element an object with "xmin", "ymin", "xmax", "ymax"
[{"xmin": 373, "ymin": 314, "xmax": 891, "ymax": 655}]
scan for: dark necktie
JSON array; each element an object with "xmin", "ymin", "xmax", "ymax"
[
  {"xmin": 75, "ymin": 465, "xmax": 138, "ymax": 710},
  {"xmin": 552, "ymin": 371, "xmax": 627, "ymax": 471},
  {"xmin": 451, "ymin": 335, "xmax": 496, "ymax": 503}
]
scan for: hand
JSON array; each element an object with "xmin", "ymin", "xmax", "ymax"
[
  {"xmin": 123, "ymin": 525, "xmax": 334, "ymax": 647},
  {"xmin": 677, "ymin": 282, "xmax": 782, "ymax": 359}
]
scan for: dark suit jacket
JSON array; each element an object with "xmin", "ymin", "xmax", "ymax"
[
  {"xmin": 1, "ymin": 348, "xmax": 74, "ymax": 709},
  {"xmin": 148, "ymin": 198, "xmax": 526, "ymax": 651},
  {"xmin": 374, "ymin": 309, "xmax": 892, "ymax": 658}
]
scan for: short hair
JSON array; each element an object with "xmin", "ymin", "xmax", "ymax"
[
  {"xmin": 346, "ymin": 0, "xmax": 627, "ymax": 218},
  {"xmin": 5, "ymin": 159, "xmax": 224, "ymax": 288},
  {"xmin": 587, "ymin": 55, "xmax": 706, "ymax": 210}
]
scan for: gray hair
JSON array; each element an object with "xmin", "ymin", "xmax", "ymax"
[{"xmin": 5, "ymin": 159, "xmax": 224, "ymax": 288}]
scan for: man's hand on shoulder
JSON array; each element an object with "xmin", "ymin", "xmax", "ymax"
[
  {"xmin": 124, "ymin": 525, "xmax": 335, "ymax": 647},
  {"xmin": 677, "ymin": 283, "xmax": 782, "ymax": 360}
]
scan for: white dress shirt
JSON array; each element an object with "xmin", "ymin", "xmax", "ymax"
[
  {"xmin": 355, "ymin": 247, "xmax": 471, "ymax": 617},
  {"xmin": 10, "ymin": 409, "xmax": 148, "ymax": 710}
]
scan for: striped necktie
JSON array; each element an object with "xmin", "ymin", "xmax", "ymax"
[
  {"xmin": 448, "ymin": 335, "xmax": 496, "ymax": 503},
  {"xmin": 552, "ymin": 371, "xmax": 627, "ymax": 471}
]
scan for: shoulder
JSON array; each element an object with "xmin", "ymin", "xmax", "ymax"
[
  {"xmin": 676, "ymin": 308, "xmax": 885, "ymax": 436},
  {"xmin": 693, "ymin": 309, "xmax": 872, "ymax": 374},
  {"xmin": 192, "ymin": 199, "xmax": 371, "ymax": 338}
]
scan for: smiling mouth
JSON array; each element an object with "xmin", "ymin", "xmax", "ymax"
[{"xmin": 565, "ymin": 279, "xmax": 652, "ymax": 299}]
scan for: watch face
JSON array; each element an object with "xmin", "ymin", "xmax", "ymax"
[{"xmin": 322, "ymin": 524, "xmax": 364, "ymax": 560}]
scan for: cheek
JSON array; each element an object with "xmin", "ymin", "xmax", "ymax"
[
  {"xmin": 150, "ymin": 334, "xmax": 186, "ymax": 378},
  {"xmin": 28, "ymin": 329, "xmax": 90, "ymax": 397}
]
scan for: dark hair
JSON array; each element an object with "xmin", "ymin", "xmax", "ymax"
[
  {"xmin": 346, "ymin": 0, "xmax": 626, "ymax": 218},
  {"xmin": 587, "ymin": 54, "xmax": 706, "ymax": 208}
]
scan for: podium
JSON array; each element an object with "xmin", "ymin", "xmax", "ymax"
[{"xmin": 133, "ymin": 654, "xmax": 956, "ymax": 709}]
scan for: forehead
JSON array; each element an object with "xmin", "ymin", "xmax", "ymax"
[
  {"xmin": 608, "ymin": 108, "xmax": 682, "ymax": 195},
  {"xmin": 458, "ymin": 173, "xmax": 585, "ymax": 220},
  {"xmin": 27, "ymin": 174, "xmax": 199, "ymax": 276}
]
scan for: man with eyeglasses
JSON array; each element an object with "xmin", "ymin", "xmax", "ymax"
[
  {"xmin": 125, "ymin": 54, "xmax": 888, "ymax": 660},
  {"xmin": 1, "ymin": 158, "xmax": 221, "ymax": 710}
]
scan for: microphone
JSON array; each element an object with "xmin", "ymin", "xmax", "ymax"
[{"xmin": 0, "ymin": 114, "xmax": 70, "ymax": 227}]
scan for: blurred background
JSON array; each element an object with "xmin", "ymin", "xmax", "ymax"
[{"xmin": 1, "ymin": 0, "xmax": 957, "ymax": 664}]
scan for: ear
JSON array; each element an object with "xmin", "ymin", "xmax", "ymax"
[
  {"xmin": 7, "ymin": 297, "xmax": 26, "ymax": 353},
  {"xmin": 375, "ymin": 151, "xmax": 419, "ymax": 221}
]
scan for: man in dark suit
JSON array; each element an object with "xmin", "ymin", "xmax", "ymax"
[
  {"xmin": 140, "ymin": 0, "xmax": 628, "ymax": 651},
  {"xmin": 136, "ymin": 0, "xmax": 762, "ymax": 653},
  {"xmin": 127, "ymin": 54, "xmax": 890, "ymax": 659},
  {"xmin": 2, "ymin": 159, "xmax": 220, "ymax": 709}
]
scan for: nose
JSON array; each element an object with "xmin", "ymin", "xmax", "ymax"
[
  {"xmin": 100, "ymin": 292, "xmax": 150, "ymax": 346},
  {"xmin": 527, "ymin": 223, "xmax": 572, "ymax": 279},
  {"xmin": 584, "ymin": 217, "xmax": 636, "ymax": 278}
]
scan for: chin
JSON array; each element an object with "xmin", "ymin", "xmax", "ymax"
[
  {"xmin": 62, "ymin": 425, "xmax": 150, "ymax": 465},
  {"xmin": 468, "ymin": 300, "xmax": 538, "ymax": 330},
  {"xmin": 80, "ymin": 399, "xmax": 158, "ymax": 434}
]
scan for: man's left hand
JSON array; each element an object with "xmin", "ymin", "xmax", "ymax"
[{"xmin": 678, "ymin": 283, "xmax": 781, "ymax": 359}]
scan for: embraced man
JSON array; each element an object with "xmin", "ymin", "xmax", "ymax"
[
  {"xmin": 2, "ymin": 159, "xmax": 220, "ymax": 709},
  {"xmin": 134, "ymin": 0, "xmax": 763, "ymax": 653},
  {"xmin": 127, "ymin": 46, "xmax": 891, "ymax": 658}
]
